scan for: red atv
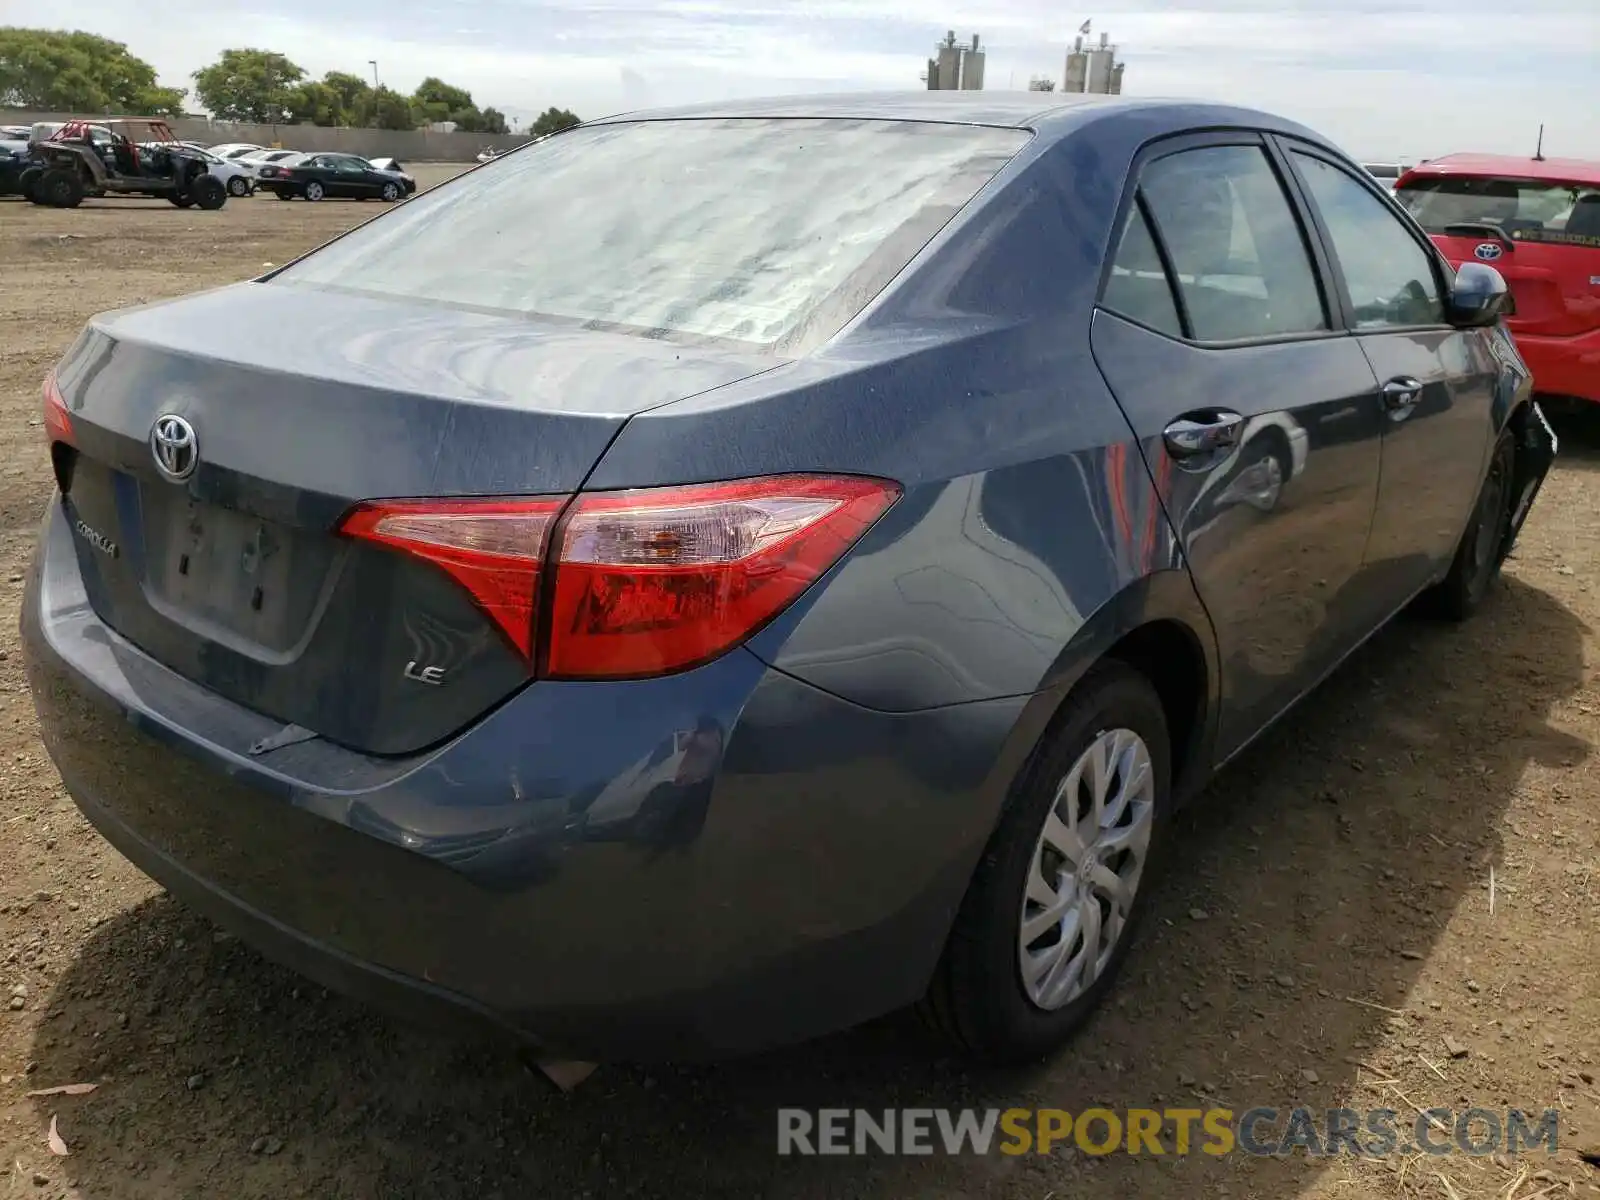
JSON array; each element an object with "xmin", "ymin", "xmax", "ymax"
[{"xmin": 23, "ymin": 119, "xmax": 226, "ymax": 210}]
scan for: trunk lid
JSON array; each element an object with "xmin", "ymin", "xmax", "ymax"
[{"xmin": 52, "ymin": 281, "xmax": 779, "ymax": 756}]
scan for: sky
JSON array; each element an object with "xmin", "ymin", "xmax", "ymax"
[{"xmin": 8, "ymin": 0, "xmax": 1598, "ymax": 159}]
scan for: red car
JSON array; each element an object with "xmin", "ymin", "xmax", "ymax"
[{"xmin": 1396, "ymin": 153, "xmax": 1600, "ymax": 406}]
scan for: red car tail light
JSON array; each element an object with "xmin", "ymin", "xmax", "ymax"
[
  {"xmin": 338, "ymin": 474, "xmax": 898, "ymax": 676},
  {"xmin": 544, "ymin": 474, "xmax": 899, "ymax": 679},
  {"xmin": 339, "ymin": 497, "xmax": 565, "ymax": 659},
  {"xmin": 42, "ymin": 371, "xmax": 74, "ymax": 446}
]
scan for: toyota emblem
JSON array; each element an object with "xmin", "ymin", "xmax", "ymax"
[
  {"xmin": 150, "ymin": 414, "xmax": 198, "ymax": 482},
  {"xmin": 1474, "ymin": 242, "xmax": 1503, "ymax": 261}
]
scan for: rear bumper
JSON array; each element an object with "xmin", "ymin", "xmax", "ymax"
[
  {"xmin": 1509, "ymin": 324, "xmax": 1600, "ymax": 404},
  {"xmin": 23, "ymin": 499, "xmax": 1027, "ymax": 1061}
]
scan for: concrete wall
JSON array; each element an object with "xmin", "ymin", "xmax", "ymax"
[{"xmin": 0, "ymin": 108, "xmax": 529, "ymax": 161}]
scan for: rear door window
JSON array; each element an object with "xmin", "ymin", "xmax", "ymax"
[{"xmin": 1138, "ymin": 144, "xmax": 1327, "ymax": 341}]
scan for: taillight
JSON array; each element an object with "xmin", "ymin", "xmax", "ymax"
[
  {"xmin": 42, "ymin": 371, "xmax": 74, "ymax": 446},
  {"xmin": 339, "ymin": 497, "xmax": 564, "ymax": 659},
  {"xmin": 338, "ymin": 474, "xmax": 898, "ymax": 677}
]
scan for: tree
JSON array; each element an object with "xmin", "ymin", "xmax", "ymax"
[
  {"xmin": 357, "ymin": 85, "xmax": 415, "ymax": 131},
  {"xmin": 0, "ymin": 27, "xmax": 185, "ymax": 114},
  {"xmin": 409, "ymin": 76, "xmax": 506, "ymax": 132},
  {"xmin": 321, "ymin": 71, "xmax": 372, "ymax": 124},
  {"xmin": 286, "ymin": 80, "xmax": 342, "ymax": 126},
  {"xmin": 411, "ymin": 75, "xmax": 473, "ymax": 125},
  {"xmin": 192, "ymin": 49, "xmax": 304, "ymax": 123},
  {"xmin": 529, "ymin": 106, "xmax": 580, "ymax": 138}
]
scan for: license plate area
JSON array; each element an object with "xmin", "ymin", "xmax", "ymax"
[{"xmin": 140, "ymin": 486, "xmax": 335, "ymax": 655}]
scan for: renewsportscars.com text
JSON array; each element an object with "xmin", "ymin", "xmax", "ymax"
[{"xmin": 777, "ymin": 1107, "xmax": 1560, "ymax": 1158}]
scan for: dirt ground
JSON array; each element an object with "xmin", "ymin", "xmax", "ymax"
[{"xmin": 0, "ymin": 170, "xmax": 1597, "ymax": 1200}]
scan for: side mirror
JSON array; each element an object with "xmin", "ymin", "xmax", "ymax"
[{"xmin": 1447, "ymin": 262, "xmax": 1510, "ymax": 328}]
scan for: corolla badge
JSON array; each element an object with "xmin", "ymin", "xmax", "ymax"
[
  {"xmin": 150, "ymin": 414, "xmax": 198, "ymax": 482},
  {"xmin": 1474, "ymin": 242, "xmax": 1503, "ymax": 261}
]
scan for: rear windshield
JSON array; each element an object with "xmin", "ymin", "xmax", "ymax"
[
  {"xmin": 1397, "ymin": 176, "xmax": 1600, "ymax": 248},
  {"xmin": 271, "ymin": 117, "xmax": 1030, "ymax": 352}
]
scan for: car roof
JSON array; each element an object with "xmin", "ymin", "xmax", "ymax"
[
  {"xmin": 584, "ymin": 91, "xmax": 1333, "ymax": 146},
  {"xmin": 1398, "ymin": 153, "xmax": 1600, "ymax": 187}
]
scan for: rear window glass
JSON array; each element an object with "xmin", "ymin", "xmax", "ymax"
[
  {"xmin": 1397, "ymin": 177, "xmax": 1600, "ymax": 248},
  {"xmin": 271, "ymin": 117, "xmax": 1030, "ymax": 352}
]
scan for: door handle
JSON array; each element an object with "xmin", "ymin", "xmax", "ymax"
[
  {"xmin": 1164, "ymin": 410, "xmax": 1245, "ymax": 460},
  {"xmin": 1381, "ymin": 377, "xmax": 1423, "ymax": 412}
]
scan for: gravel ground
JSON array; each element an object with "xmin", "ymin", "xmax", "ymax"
[{"xmin": 0, "ymin": 169, "xmax": 1596, "ymax": 1200}]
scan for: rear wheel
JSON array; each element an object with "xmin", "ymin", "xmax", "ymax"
[
  {"xmin": 919, "ymin": 661, "xmax": 1171, "ymax": 1063},
  {"xmin": 34, "ymin": 168, "xmax": 84, "ymax": 209},
  {"xmin": 226, "ymin": 175, "xmax": 250, "ymax": 197},
  {"xmin": 1417, "ymin": 427, "xmax": 1517, "ymax": 621},
  {"xmin": 191, "ymin": 174, "xmax": 226, "ymax": 211},
  {"xmin": 168, "ymin": 195, "xmax": 195, "ymax": 208},
  {"xmin": 304, "ymin": 180, "xmax": 325, "ymax": 202},
  {"xmin": 18, "ymin": 166, "xmax": 41, "ymax": 203}
]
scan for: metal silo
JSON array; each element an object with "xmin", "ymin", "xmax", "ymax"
[{"xmin": 1063, "ymin": 36, "xmax": 1088, "ymax": 92}]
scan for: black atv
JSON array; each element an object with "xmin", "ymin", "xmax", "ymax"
[{"xmin": 24, "ymin": 118, "xmax": 226, "ymax": 210}]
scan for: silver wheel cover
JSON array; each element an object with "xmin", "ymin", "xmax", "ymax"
[{"xmin": 1019, "ymin": 727, "xmax": 1155, "ymax": 1011}]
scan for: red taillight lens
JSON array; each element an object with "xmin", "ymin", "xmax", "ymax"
[
  {"xmin": 42, "ymin": 371, "xmax": 74, "ymax": 446},
  {"xmin": 337, "ymin": 475, "xmax": 898, "ymax": 677},
  {"xmin": 545, "ymin": 474, "xmax": 898, "ymax": 679},
  {"xmin": 339, "ymin": 497, "xmax": 564, "ymax": 659}
]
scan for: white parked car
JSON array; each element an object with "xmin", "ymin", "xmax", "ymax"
[
  {"xmin": 139, "ymin": 143, "xmax": 257, "ymax": 197},
  {"xmin": 196, "ymin": 148, "xmax": 256, "ymax": 197},
  {"xmin": 228, "ymin": 148, "xmax": 302, "ymax": 180},
  {"xmin": 208, "ymin": 143, "xmax": 267, "ymax": 162}
]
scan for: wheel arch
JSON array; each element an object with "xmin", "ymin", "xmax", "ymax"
[{"xmin": 981, "ymin": 568, "xmax": 1221, "ymax": 833}]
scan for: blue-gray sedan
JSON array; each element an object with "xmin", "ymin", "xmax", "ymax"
[{"xmin": 23, "ymin": 92, "xmax": 1554, "ymax": 1064}]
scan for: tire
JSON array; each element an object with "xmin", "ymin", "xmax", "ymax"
[
  {"xmin": 227, "ymin": 175, "xmax": 250, "ymax": 197},
  {"xmin": 380, "ymin": 181, "xmax": 400, "ymax": 202},
  {"xmin": 168, "ymin": 195, "xmax": 195, "ymax": 208},
  {"xmin": 274, "ymin": 190, "xmax": 293, "ymax": 201},
  {"xmin": 18, "ymin": 166, "xmax": 41, "ymax": 203},
  {"xmin": 191, "ymin": 174, "xmax": 226, "ymax": 211},
  {"xmin": 1417, "ymin": 427, "xmax": 1517, "ymax": 621},
  {"xmin": 919, "ymin": 661, "xmax": 1171, "ymax": 1063},
  {"xmin": 304, "ymin": 180, "xmax": 324, "ymax": 202},
  {"xmin": 35, "ymin": 168, "xmax": 84, "ymax": 209}
]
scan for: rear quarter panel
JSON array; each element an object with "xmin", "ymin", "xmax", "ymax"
[{"xmin": 587, "ymin": 116, "xmax": 1220, "ymax": 719}]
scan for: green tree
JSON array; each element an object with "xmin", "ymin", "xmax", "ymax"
[
  {"xmin": 0, "ymin": 27, "xmax": 185, "ymax": 114},
  {"xmin": 409, "ymin": 76, "xmax": 506, "ymax": 133},
  {"xmin": 321, "ymin": 70, "xmax": 372, "ymax": 124},
  {"xmin": 192, "ymin": 48, "xmax": 304, "ymax": 123},
  {"xmin": 356, "ymin": 85, "xmax": 415, "ymax": 131},
  {"xmin": 528, "ymin": 106, "xmax": 580, "ymax": 138},
  {"xmin": 286, "ymin": 79, "xmax": 342, "ymax": 126}
]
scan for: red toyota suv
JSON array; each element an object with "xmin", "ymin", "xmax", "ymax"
[{"xmin": 1396, "ymin": 154, "xmax": 1600, "ymax": 406}]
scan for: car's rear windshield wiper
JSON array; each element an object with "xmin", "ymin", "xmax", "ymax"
[{"xmin": 1444, "ymin": 222, "xmax": 1516, "ymax": 251}]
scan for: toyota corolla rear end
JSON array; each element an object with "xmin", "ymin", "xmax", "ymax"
[{"xmin": 22, "ymin": 112, "xmax": 1034, "ymax": 1060}]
